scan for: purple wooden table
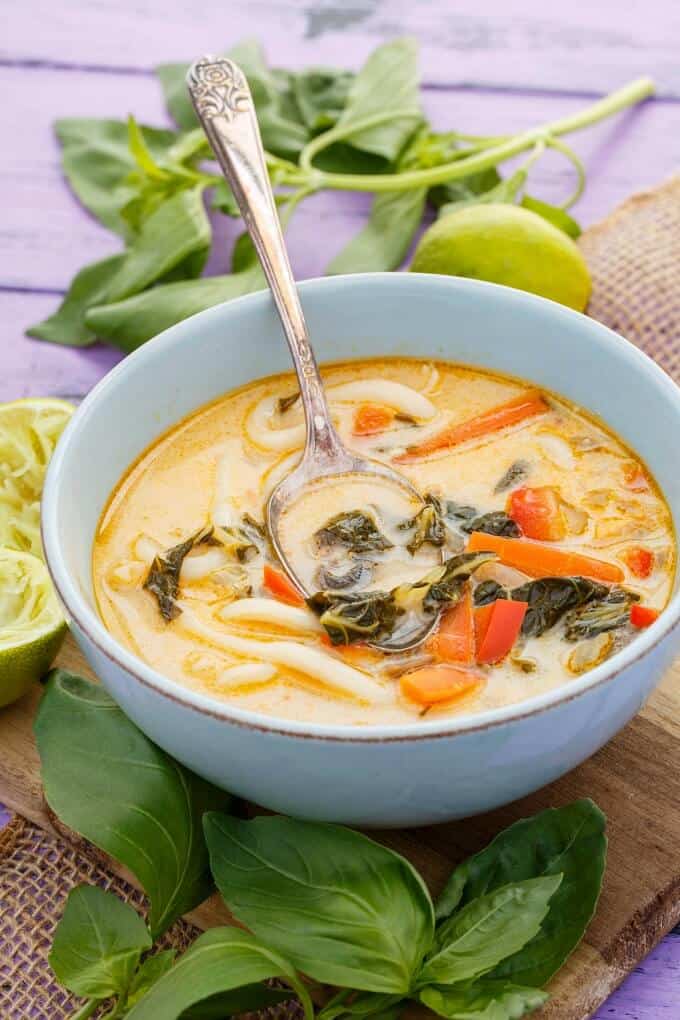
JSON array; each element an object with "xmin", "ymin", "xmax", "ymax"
[{"xmin": 2, "ymin": 2, "xmax": 679, "ymax": 1014}]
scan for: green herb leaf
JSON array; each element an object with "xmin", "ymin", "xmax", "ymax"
[
  {"xmin": 334, "ymin": 38, "xmax": 422, "ymax": 161},
  {"xmin": 85, "ymin": 263, "xmax": 265, "ymax": 353},
  {"xmin": 49, "ymin": 885, "xmax": 151, "ymax": 999},
  {"xmin": 564, "ymin": 588, "xmax": 638, "ymax": 640},
  {"xmin": 315, "ymin": 510, "xmax": 393, "ymax": 553},
  {"xmin": 26, "ymin": 254, "xmax": 127, "ymax": 347},
  {"xmin": 418, "ymin": 876, "xmax": 561, "ymax": 986},
  {"xmin": 420, "ymin": 980, "xmax": 548, "ymax": 1019},
  {"xmin": 318, "ymin": 991, "xmax": 405, "ymax": 1020},
  {"xmin": 307, "ymin": 589, "xmax": 400, "ymax": 646},
  {"xmin": 125, "ymin": 951, "xmax": 177, "ymax": 1009},
  {"xmin": 521, "ymin": 195, "xmax": 581, "ymax": 238},
  {"xmin": 326, "ymin": 188, "xmax": 427, "ymax": 275},
  {"xmin": 204, "ymin": 813, "xmax": 435, "ymax": 993},
  {"xmin": 398, "ymin": 496, "xmax": 447, "ymax": 555},
  {"xmin": 55, "ymin": 118, "xmax": 179, "ymax": 236},
  {"xmin": 438, "ymin": 167, "xmax": 528, "ymax": 219},
  {"xmin": 34, "ymin": 671, "xmax": 229, "ymax": 937},
  {"xmin": 180, "ymin": 986, "xmax": 293, "ymax": 1019},
  {"xmin": 434, "ymin": 800, "xmax": 607, "ymax": 986},
  {"xmin": 144, "ymin": 524, "xmax": 216, "ymax": 621},
  {"xmin": 428, "ymin": 167, "xmax": 502, "ymax": 210},
  {"xmin": 513, "ymin": 577, "xmax": 609, "ymax": 638},
  {"xmin": 125, "ymin": 927, "xmax": 309, "ymax": 1020},
  {"xmin": 293, "ymin": 69, "xmax": 354, "ymax": 130},
  {"xmin": 211, "ymin": 179, "xmax": 241, "ymax": 217}
]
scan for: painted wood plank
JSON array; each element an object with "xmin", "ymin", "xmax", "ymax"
[
  {"xmin": 1, "ymin": 63, "xmax": 678, "ymax": 296},
  {"xmin": 5, "ymin": 0, "xmax": 680, "ymax": 96}
]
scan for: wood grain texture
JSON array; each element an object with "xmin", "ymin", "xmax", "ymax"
[{"xmin": 1, "ymin": 633, "xmax": 679, "ymax": 1020}]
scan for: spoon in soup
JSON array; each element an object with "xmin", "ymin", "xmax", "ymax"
[{"xmin": 187, "ymin": 57, "xmax": 442, "ymax": 651}]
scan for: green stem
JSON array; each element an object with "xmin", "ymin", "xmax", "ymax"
[
  {"xmin": 299, "ymin": 111, "xmax": 422, "ymax": 172},
  {"xmin": 71, "ymin": 1000, "xmax": 102, "ymax": 1020},
  {"xmin": 308, "ymin": 77, "xmax": 654, "ymax": 193},
  {"xmin": 288, "ymin": 976, "xmax": 317, "ymax": 1020},
  {"xmin": 546, "ymin": 137, "xmax": 587, "ymax": 208}
]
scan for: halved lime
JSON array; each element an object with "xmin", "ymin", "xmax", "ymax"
[
  {"xmin": 0, "ymin": 397, "xmax": 74, "ymax": 557},
  {"xmin": 0, "ymin": 548, "xmax": 66, "ymax": 707}
]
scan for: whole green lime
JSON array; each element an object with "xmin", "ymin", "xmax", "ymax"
[{"xmin": 410, "ymin": 203, "xmax": 591, "ymax": 311}]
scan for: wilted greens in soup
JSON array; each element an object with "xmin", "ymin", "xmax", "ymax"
[{"xmin": 93, "ymin": 359, "xmax": 674, "ymax": 725}]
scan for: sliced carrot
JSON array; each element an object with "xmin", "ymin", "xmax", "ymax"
[
  {"xmin": 475, "ymin": 599, "xmax": 528, "ymax": 664},
  {"xmin": 394, "ymin": 390, "xmax": 547, "ymax": 463},
  {"xmin": 507, "ymin": 486, "xmax": 566, "ymax": 542},
  {"xmin": 263, "ymin": 564, "xmax": 305, "ymax": 606},
  {"xmin": 467, "ymin": 531, "xmax": 624, "ymax": 583},
  {"xmin": 400, "ymin": 665, "xmax": 483, "ymax": 707},
  {"xmin": 630, "ymin": 604, "xmax": 660, "ymax": 628},
  {"xmin": 623, "ymin": 461, "xmax": 650, "ymax": 493},
  {"xmin": 430, "ymin": 587, "xmax": 475, "ymax": 664},
  {"xmin": 623, "ymin": 546, "xmax": 655, "ymax": 579},
  {"xmin": 353, "ymin": 404, "xmax": 395, "ymax": 436}
]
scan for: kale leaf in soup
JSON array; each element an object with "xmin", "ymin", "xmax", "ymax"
[
  {"xmin": 513, "ymin": 577, "xmax": 609, "ymax": 638},
  {"xmin": 494, "ymin": 459, "xmax": 531, "ymax": 493},
  {"xmin": 144, "ymin": 524, "xmax": 216, "ymax": 621},
  {"xmin": 398, "ymin": 495, "xmax": 447, "ymax": 554},
  {"xmin": 564, "ymin": 588, "xmax": 639, "ymax": 641},
  {"xmin": 315, "ymin": 510, "xmax": 393, "ymax": 554},
  {"xmin": 307, "ymin": 589, "xmax": 400, "ymax": 645}
]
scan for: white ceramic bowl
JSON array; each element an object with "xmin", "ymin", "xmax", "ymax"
[{"xmin": 42, "ymin": 274, "xmax": 680, "ymax": 826}]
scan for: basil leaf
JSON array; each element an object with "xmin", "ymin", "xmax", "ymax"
[
  {"xmin": 334, "ymin": 38, "xmax": 422, "ymax": 161},
  {"xmin": 56, "ymin": 118, "xmax": 178, "ymax": 236},
  {"xmin": 434, "ymin": 800, "xmax": 606, "ymax": 986},
  {"xmin": 125, "ymin": 951, "xmax": 177, "ymax": 1008},
  {"xmin": 49, "ymin": 885, "xmax": 151, "ymax": 999},
  {"xmin": 181, "ymin": 986, "xmax": 292, "ymax": 1019},
  {"xmin": 418, "ymin": 876, "xmax": 561, "ymax": 986},
  {"xmin": 439, "ymin": 168, "xmax": 527, "ymax": 218},
  {"xmin": 327, "ymin": 188, "xmax": 427, "ymax": 274},
  {"xmin": 428, "ymin": 167, "xmax": 501, "ymax": 210},
  {"xmin": 85, "ymin": 263, "xmax": 265, "ymax": 352},
  {"xmin": 26, "ymin": 253, "xmax": 126, "ymax": 347},
  {"xmin": 125, "ymin": 927, "xmax": 307, "ymax": 1020},
  {"xmin": 420, "ymin": 980, "xmax": 548, "ymax": 1019},
  {"xmin": 204, "ymin": 813, "xmax": 435, "ymax": 993},
  {"xmin": 35, "ymin": 670, "xmax": 229, "ymax": 937},
  {"xmin": 293, "ymin": 69, "xmax": 354, "ymax": 130},
  {"xmin": 521, "ymin": 195, "xmax": 582, "ymax": 238}
]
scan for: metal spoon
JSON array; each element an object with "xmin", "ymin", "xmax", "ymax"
[{"xmin": 186, "ymin": 56, "xmax": 439, "ymax": 651}]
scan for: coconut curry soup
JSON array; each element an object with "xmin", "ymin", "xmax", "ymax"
[{"xmin": 93, "ymin": 359, "xmax": 674, "ymax": 726}]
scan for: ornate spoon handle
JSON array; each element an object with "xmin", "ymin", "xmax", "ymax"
[{"xmin": 186, "ymin": 56, "xmax": 347, "ymax": 464}]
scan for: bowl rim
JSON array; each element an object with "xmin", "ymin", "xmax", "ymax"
[{"xmin": 42, "ymin": 272, "xmax": 680, "ymax": 743}]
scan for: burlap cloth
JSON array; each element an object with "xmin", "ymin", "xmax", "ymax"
[{"xmin": 1, "ymin": 176, "xmax": 678, "ymax": 1020}]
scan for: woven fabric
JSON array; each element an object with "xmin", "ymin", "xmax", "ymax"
[{"xmin": 1, "ymin": 177, "xmax": 678, "ymax": 1018}]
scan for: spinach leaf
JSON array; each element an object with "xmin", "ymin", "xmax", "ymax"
[
  {"xmin": 84, "ymin": 263, "xmax": 265, "ymax": 353},
  {"xmin": 521, "ymin": 195, "xmax": 581, "ymax": 239},
  {"xmin": 417, "ymin": 876, "xmax": 561, "ymax": 986},
  {"xmin": 514, "ymin": 577, "xmax": 609, "ymax": 638},
  {"xmin": 564, "ymin": 588, "xmax": 638, "ymax": 640},
  {"xmin": 125, "ymin": 951, "xmax": 177, "ymax": 1008},
  {"xmin": 434, "ymin": 800, "xmax": 607, "ymax": 987},
  {"xmin": 494, "ymin": 460, "xmax": 531, "ymax": 494},
  {"xmin": 307, "ymin": 589, "xmax": 400, "ymax": 646},
  {"xmin": 473, "ymin": 580, "xmax": 508, "ymax": 607},
  {"xmin": 420, "ymin": 980, "xmax": 548, "ymax": 1019},
  {"xmin": 144, "ymin": 524, "xmax": 216, "ymax": 621},
  {"xmin": 49, "ymin": 885, "xmax": 151, "ymax": 999},
  {"xmin": 125, "ymin": 927, "xmax": 311, "ymax": 1020},
  {"xmin": 398, "ymin": 497, "xmax": 447, "ymax": 555},
  {"xmin": 35, "ymin": 671, "xmax": 229, "ymax": 937},
  {"xmin": 55, "ymin": 118, "xmax": 179, "ymax": 236},
  {"xmin": 334, "ymin": 38, "xmax": 422, "ymax": 161},
  {"xmin": 293, "ymin": 69, "xmax": 354, "ymax": 130},
  {"xmin": 394, "ymin": 552, "xmax": 496, "ymax": 615},
  {"xmin": 326, "ymin": 188, "xmax": 427, "ymax": 275},
  {"xmin": 464, "ymin": 512, "xmax": 520, "ymax": 539},
  {"xmin": 315, "ymin": 510, "xmax": 393, "ymax": 553},
  {"xmin": 26, "ymin": 254, "xmax": 127, "ymax": 347},
  {"xmin": 204, "ymin": 813, "xmax": 435, "ymax": 993}
]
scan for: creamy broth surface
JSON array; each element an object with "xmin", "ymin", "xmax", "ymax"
[{"xmin": 93, "ymin": 359, "xmax": 674, "ymax": 725}]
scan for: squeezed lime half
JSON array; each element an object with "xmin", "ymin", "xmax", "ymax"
[
  {"xmin": 0, "ymin": 548, "xmax": 66, "ymax": 707},
  {"xmin": 0, "ymin": 397, "xmax": 74, "ymax": 557}
]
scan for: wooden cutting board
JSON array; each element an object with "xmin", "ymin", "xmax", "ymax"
[{"xmin": 1, "ymin": 633, "xmax": 679, "ymax": 1020}]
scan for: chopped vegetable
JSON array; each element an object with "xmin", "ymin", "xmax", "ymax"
[
  {"xmin": 352, "ymin": 404, "xmax": 395, "ymax": 435},
  {"xmin": 398, "ymin": 496, "xmax": 446, "ymax": 554},
  {"xmin": 473, "ymin": 579, "xmax": 508, "ymax": 607},
  {"xmin": 306, "ymin": 589, "xmax": 399, "ymax": 646},
  {"xmin": 315, "ymin": 510, "xmax": 393, "ymax": 554},
  {"xmin": 213, "ymin": 524, "xmax": 259, "ymax": 562},
  {"xmin": 564, "ymin": 588, "xmax": 638, "ymax": 640},
  {"xmin": 393, "ymin": 551, "xmax": 496, "ymax": 616},
  {"xmin": 144, "ymin": 524, "xmax": 215, "ymax": 621},
  {"xmin": 475, "ymin": 599, "xmax": 528, "ymax": 664},
  {"xmin": 623, "ymin": 546, "xmax": 655, "ymax": 579},
  {"xmin": 400, "ymin": 664, "xmax": 482, "ymax": 706},
  {"xmin": 630, "ymin": 604, "xmax": 660, "ymax": 628},
  {"xmin": 263, "ymin": 564, "xmax": 305, "ymax": 607},
  {"xmin": 494, "ymin": 459, "xmax": 531, "ymax": 494},
  {"xmin": 430, "ymin": 586, "xmax": 475, "ymax": 664},
  {"xmin": 463, "ymin": 511, "xmax": 521, "ymax": 538},
  {"xmin": 467, "ymin": 532, "xmax": 624, "ymax": 583},
  {"xmin": 512, "ymin": 576, "xmax": 608, "ymax": 637},
  {"xmin": 394, "ymin": 391, "xmax": 548, "ymax": 462},
  {"xmin": 507, "ymin": 486, "xmax": 566, "ymax": 541}
]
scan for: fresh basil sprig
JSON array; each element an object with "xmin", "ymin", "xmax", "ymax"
[
  {"xmin": 39, "ymin": 670, "xmax": 607, "ymax": 1019},
  {"xmin": 28, "ymin": 37, "xmax": 653, "ymax": 352}
]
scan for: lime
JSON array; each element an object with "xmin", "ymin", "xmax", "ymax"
[
  {"xmin": 410, "ymin": 203, "xmax": 591, "ymax": 311},
  {"xmin": 0, "ymin": 397, "xmax": 74, "ymax": 557},
  {"xmin": 0, "ymin": 548, "xmax": 66, "ymax": 707}
]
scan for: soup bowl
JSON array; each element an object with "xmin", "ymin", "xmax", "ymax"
[{"xmin": 42, "ymin": 273, "xmax": 680, "ymax": 826}]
